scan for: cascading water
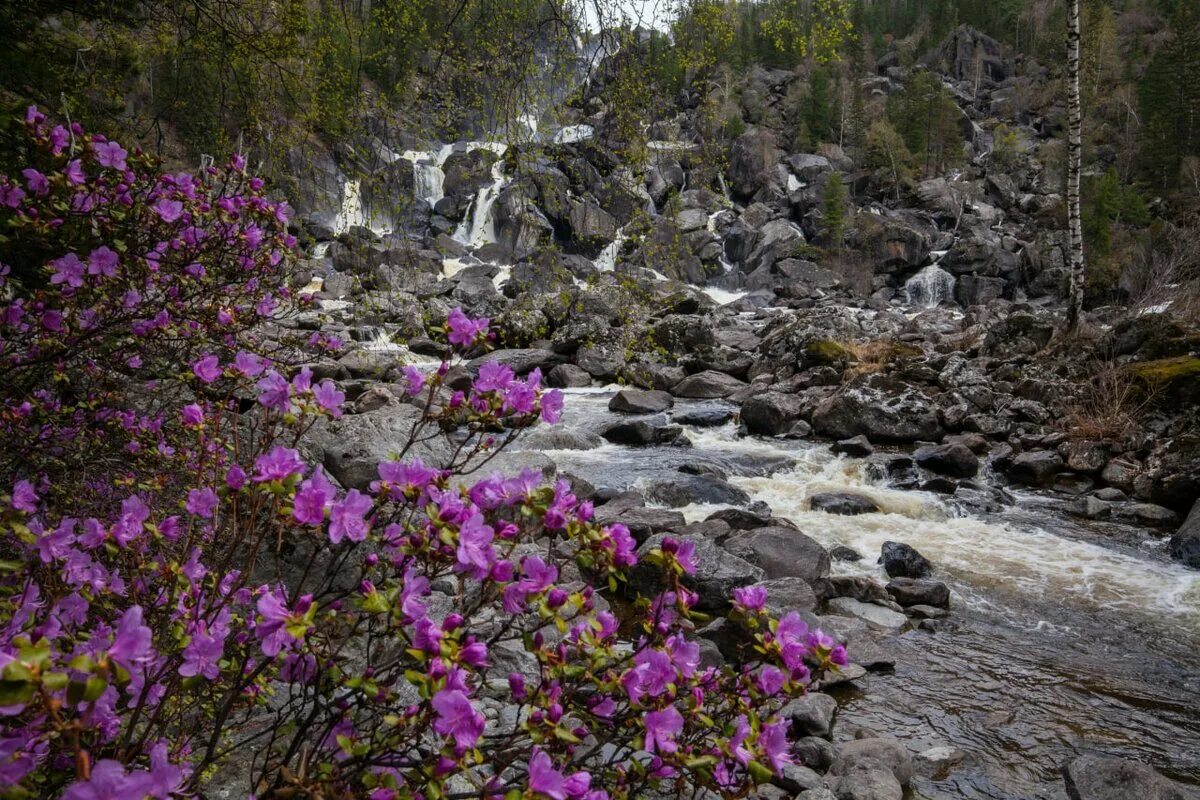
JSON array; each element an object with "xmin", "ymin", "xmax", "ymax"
[
  {"xmin": 514, "ymin": 389, "xmax": 1200, "ymax": 797},
  {"xmin": 453, "ymin": 143, "xmax": 509, "ymax": 248},
  {"xmin": 594, "ymin": 226, "xmax": 627, "ymax": 272},
  {"xmin": 332, "ymin": 179, "xmax": 365, "ymax": 235},
  {"xmin": 905, "ymin": 263, "xmax": 957, "ymax": 307},
  {"xmin": 553, "ymin": 124, "xmax": 594, "ymax": 144},
  {"xmin": 400, "ymin": 146, "xmax": 454, "ymax": 206}
]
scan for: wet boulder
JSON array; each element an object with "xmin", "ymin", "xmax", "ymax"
[
  {"xmin": 742, "ymin": 392, "xmax": 805, "ymax": 436},
  {"xmin": 915, "ymin": 443, "xmax": 980, "ymax": 478},
  {"xmin": 724, "ymin": 526, "xmax": 831, "ymax": 586},
  {"xmin": 1007, "ymin": 450, "xmax": 1064, "ymax": 487},
  {"xmin": 631, "ymin": 533, "xmax": 763, "ymax": 610},
  {"xmin": 826, "ymin": 598, "xmax": 908, "ymax": 632},
  {"xmin": 828, "ymin": 759, "xmax": 903, "ymax": 800},
  {"xmin": 834, "ymin": 736, "xmax": 914, "ymax": 786},
  {"xmin": 304, "ymin": 405, "xmax": 454, "ymax": 492},
  {"xmin": 885, "ymin": 578, "xmax": 950, "ymax": 608},
  {"xmin": 673, "ymin": 402, "xmax": 737, "ymax": 427},
  {"xmin": 728, "ymin": 128, "xmax": 784, "ymax": 198},
  {"xmin": 546, "ymin": 363, "xmax": 592, "ymax": 388},
  {"xmin": 671, "ymin": 370, "xmax": 749, "ymax": 399},
  {"xmin": 600, "ymin": 419, "xmax": 684, "ymax": 446},
  {"xmin": 1063, "ymin": 755, "xmax": 1197, "ymax": 800},
  {"xmin": 609, "ymin": 388, "xmax": 674, "ymax": 414},
  {"xmin": 644, "ymin": 475, "xmax": 751, "ymax": 507},
  {"xmin": 880, "ymin": 541, "xmax": 932, "ymax": 578},
  {"xmin": 811, "ymin": 381, "xmax": 943, "ymax": 444},
  {"xmin": 832, "ymin": 436, "xmax": 874, "ymax": 457},
  {"xmin": 781, "ymin": 693, "xmax": 838, "ymax": 738},
  {"xmin": 752, "ymin": 576, "xmax": 819, "ymax": 614},
  {"xmin": 593, "ymin": 505, "xmax": 686, "ymax": 543},
  {"xmin": 810, "ymin": 492, "xmax": 880, "ymax": 516},
  {"xmin": 1169, "ymin": 500, "xmax": 1200, "ymax": 569}
]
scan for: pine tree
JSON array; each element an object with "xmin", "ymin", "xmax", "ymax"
[{"xmin": 822, "ymin": 172, "xmax": 848, "ymax": 251}]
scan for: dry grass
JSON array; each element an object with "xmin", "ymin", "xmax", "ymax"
[
  {"xmin": 841, "ymin": 339, "xmax": 921, "ymax": 380},
  {"xmin": 1060, "ymin": 363, "xmax": 1159, "ymax": 441}
]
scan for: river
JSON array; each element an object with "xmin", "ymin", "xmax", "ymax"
[{"xmin": 517, "ymin": 388, "xmax": 1200, "ymax": 799}]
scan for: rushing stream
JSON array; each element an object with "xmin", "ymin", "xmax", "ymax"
[{"xmin": 517, "ymin": 389, "xmax": 1200, "ymax": 800}]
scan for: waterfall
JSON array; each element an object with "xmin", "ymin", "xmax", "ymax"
[
  {"xmin": 332, "ymin": 179, "xmax": 365, "ymax": 235},
  {"xmin": 717, "ymin": 174, "xmax": 732, "ymax": 201},
  {"xmin": 594, "ymin": 226, "xmax": 627, "ymax": 272},
  {"xmin": 453, "ymin": 143, "xmax": 508, "ymax": 248},
  {"xmin": 400, "ymin": 145, "xmax": 455, "ymax": 207},
  {"xmin": 904, "ymin": 264, "xmax": 957, "ymax": 308},
  {"xmin": 553, "ymin": 124, "xmax": 594, "ymax": 144}
]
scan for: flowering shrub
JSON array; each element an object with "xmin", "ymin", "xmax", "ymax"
[{"xmin": 0, "ymin": 111, "xmax": 846, "ymax": 799}]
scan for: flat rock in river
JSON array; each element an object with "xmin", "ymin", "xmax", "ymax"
[
  {"xmin": 1063, "ymin": 755, "xmax": 1198, "ymax": 800},
  {"xmin": 723, "ymin": 526, "xmax": 831, "ymax": 585}
]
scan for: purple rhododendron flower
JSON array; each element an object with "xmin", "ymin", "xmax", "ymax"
[
  {"xmin": 87, "ymin": 246, "xmax": 119, "ymax": 277},
  {"xmin": 93, "ymin": 140, "xmax": 128, "ymax": 171},
  {"xmin": 732, "ymin": 585, "xmax": 767, "ymax": 613},
  {"xmin": 293, "ymin": 470, "xmax": 335, "ymax": 526},
  {"xmin": 11, "ymin": 480, "xmax": 38, "ymax": 513},
  {"xmin": 107, "ymin": 606, "xmax": 152, "ymax": 670},
  {"xmin": 455, "ymin": 513, "xmax": 496, "ymax": 579},
  {"xmin": 431, "ymin": 689, "xmax": 484, "ymax": 749},
  {"xmin": 181, "ymin": 404, "xmax": 204, "ymax": 426},
  {"xmin": 474, "ymin": 361, "xmax": 514, "ymax": 393},
  {"xmin": 446, "ymin": 307, "xmax": 488, "ymax": 347},
  {"xmin": 49, "ymin": 253, "xmax": 85, "ymax": 288},
  {"xmin": 313, "ymin": 380, "xmax": 344, "ymax": 417},
  {"xmin": 185, "ymin": 487, "xmax": 218, "ymax": 519},
  {"xmin": 152, "ymin": 198, "xmax": 183, "ymax": 222},
  {"xmin": 191, "ymin": 355, "xmax": 221, "ymax": 384},
  {"xmin": 253, "ymin": 446, "xmax": 306, "ymax": 483},
  {"xmin": 527, "ymin": 747, "xmax": 566, "ymax": 800},
  {"xmin": 643, "ymin": 706, "xmax": 683, "ymax": 754},
  {"xmin": 61, "ymin": 759, "xmax": 154, "ymax": 800},
  {"xmin": 402, "ymin": 365, "xmax": 425, "ymax": 395},
  {"xmin": 256, "ymin": 370, "xmax": 291, "ymax": 412},
  {"xmin": 328, "ymin": 489, "xmax": 372, "ymax": 544},
  {"xmin": 540, "ymin": 389, "xmax": 564, "ymax": 423}
]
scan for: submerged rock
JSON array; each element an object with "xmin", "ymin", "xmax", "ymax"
[{"xmin": 886, "ymin": 578, "xmax": 950, "ymax": 608}]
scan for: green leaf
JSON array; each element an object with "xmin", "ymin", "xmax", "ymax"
[
  {"xmin": 0, "ymin": 680, "xmax": 34, "ymax": 707},
  {"xmin": 747, "ymin": 760, "xmax": 773, "ymax": 784}
]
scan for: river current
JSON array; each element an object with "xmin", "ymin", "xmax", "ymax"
[{"xmin": 519, "ymin": 388, "xmax": 1200, "ymax": 799}]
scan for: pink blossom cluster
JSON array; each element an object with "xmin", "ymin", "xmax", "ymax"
[{"xmin": 0, "ymin": 112, "xmax": 846, "ymax": 800}]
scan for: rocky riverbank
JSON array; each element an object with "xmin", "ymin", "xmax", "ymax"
[{"xmin": 246, "ymin": 22, "xmax": 1200, "ymax": 800}]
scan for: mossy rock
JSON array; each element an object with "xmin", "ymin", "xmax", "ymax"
[
  {"xmin": 1127, "ymin": 356, "xmax": 1200, "ymax": 406},
  {"xmin": 1127, "ymin": 356, "xmax": 1200, "ymax": 384},
  {"xmin": 806, "ymin": 339, "xmax": 854, "ymax": 365}
]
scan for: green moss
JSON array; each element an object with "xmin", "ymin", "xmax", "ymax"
[
  {"xmin": 805, "ymin": 339, "xmax": 853, "ymax": 364},
  {"xmin": 1127, "ymin": 356, "xmax": 1200, "ymax": 384}
]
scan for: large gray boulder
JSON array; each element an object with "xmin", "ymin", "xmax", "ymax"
[
  {"xmin": 1063, "ymin": 755, "xmax": 1198, "ymax": 800},
  {"xmin": 467, "ymin": 348, "xmax": 565, "ymax": 376},
  {"xmin": 835, "ymin": 737, "xmax": 914, "ymax": 786},
  {"xmin": 303, "ymin": 405, "xmax": 454, "ymax": 491},
  {"xmin": 1007, "ymin": 450, "xmax": 1064, "ymax": 487},
  {"xmin": 630, "ymin": 533, "xmax": 764, "ymax": 609},
  {"xmin": 728, "ymin": 128, "xmax": 783, "ymax": 197},
  {"xmin": 724, "ymin": 526, "xmax": 831, "ymax": 586},
  {"xmin": 609, "ymin": 388, "xmax": 674, "ymax": 414},
  {"xmin": 742, "ymin": 392, "xmax": 805, "ymax": 436},
  {"xmin": 811, "ymin": 384, "xmax": 942, "ymax": 443},
  {"xmin": 672, "ymin": 370, "xmax": 749, "ymax": 399},
  {"xmin": 915, "ymin": 443, "xmax": 979, "ymax": 478},
  {"xmin": 1169, "ymin": 500, "xmax": 1200, "ymax": 569},
  {"xmin": 644, "ymin": 475, "xmax": 751, "ymax": 507}
]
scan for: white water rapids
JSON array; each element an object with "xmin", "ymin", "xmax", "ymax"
[{"xmin": 521, "ymin": 389, "xmax": 1200, "ymax": 797}]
